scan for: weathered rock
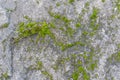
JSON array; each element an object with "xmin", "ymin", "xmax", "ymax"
[{"xmin": 0, "ymin": 0, "xmax": 120, "ymax": 80}]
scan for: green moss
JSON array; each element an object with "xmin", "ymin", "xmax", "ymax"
[
  {"xmin": 75, "ymin": 23, "xmax": 81, "ymax": 28},
  {"xmin": 115, "ymin": 0, "xmax": 120, "ymax": 13},
  {"xmin": 0, "ymin": 23, "xmax": 9, "ymax": 29},
  {"xmin": 117, "ymin": 44, "xmax": 120, "ymax": 48},
  {"xmin": 48, "ymin": 11, "xmax": 71, "ymax": 25},
  {"xmin": 85, "ymin": 2, "xmax": 90, "ymax": 8},
  {"xmin": 41, "ymin": 70, "xmax": 53, "ymax": 80},
  {"xmin": 17, "ymin": 20, "xmax": 54, "ymax": 43},
  {"xmin": 24, "ymin": 15, "xmax": 32, "ymax": 21},
  {"xmin": 65, "ymin": 27, "xmax": 75, "ymax": 37},
  {"xmin": 89, "ymin": 7, "xmax": 99, "ymax": 36},
  {"xmin": 82, "ymin": 31, "xmax": 89, "ymax": 36},
  {"xmin": 87, "ymin": 62, "xmax": 97, "ymax": 71},
  {"xmin": 68, "ymin": 0, "xmax": 75, "ymax": 4},
  {"xmin": 109, "ymin": 15, "xmax": 115, "ymax": 20},
  {"xmin": 15, "ymin": 4, "xmax": 100, "ymax": 79},
  {"xmin": 36, "ymin": 61, "xmax": 43, "ymax": 70},
  {"xmin": 52, "ymin": 65, "xmax": 59, "ymax": 71},
  {"xmin": 56, "ymin": 2, "xmax": 61, "ymax": 7},
  {"xmin": 28, "ymin": 61, "xmax": 53, "ymax": 80},
  {"xmin": 71, "ymin": 70, "xmax": 80, "ymax": 80},
  {"xmin": 70, "ymin": 53, "xmax": 93, "ymax": 80},
  {"xmin": 52, "ymin": 55, "xmax": 71, "ymax": 73},
  {"xmin": 36, "ymin": 0, "xmax": 40, "ymax": 4},
  {"xmin": 61, "ymin": 16, "xmax": 71, "ymax": 24},
  {"xmin": 70, "ymin": 48, "xmax": 97, "ymax": 79},
  {"xmin": 60, "ymin": 41, "xmax": 85, "ymax": 51},
  {"xmin": 108, "ymin": 51, "xmax": 120, "ymax": 62},
  {"xmin": 71, "ymin": 63, "xmax": 90, "ymax": 80},
  {"xmin": 101, "ymin": 0, "xmax": 105, "ymax": 2},
  {"xmin": 90, "ymin": 7, "xmax": 99, "ymax": 20},
  {"xmin": 0, "ymin": 72, "xmax": 9, "ymax": 80},
  {"xmin": 48, "ymin": 11, "xmax": 61, "ymax": 19},
  {"xmin": 82, "ymin": 72, "xmax": 90, "ymax": 80}
]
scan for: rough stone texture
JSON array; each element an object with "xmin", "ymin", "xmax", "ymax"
[{"xmin": 0, "ymin": 0, "xmax": 120, "ymax": 80}]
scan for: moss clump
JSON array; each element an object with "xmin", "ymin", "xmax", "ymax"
[
  {"xmin": 60, "ymin": 41, "xmax": 85, "ymax": 51},
  {"xmin": 115, "ymin": 0, "xmax": 120, "ymax": 13},
  {"xmin": 0, "ymin": 72, "xmax": 9, "ymax": 80},
  {"xmin": 108, "ymin": 51, "xmax": 120, "ymax": 63},
  {"xmin": 17, "ymin": 20, "xmax": 55, "ymax": 43},
  {"xmin": 0, "ymin": 23, "xmax": 9, "ymax": 29},
  {"xmin": 41, "ymin": 70, "xmax": 53, "ymax": 80},
  {"xmin": 35, "ymin": 61, "xmax": 43, "ymax": 70},
  {"xmin": 56, "ymin": 2, "xmax": 61, "ymax": 7},
  {"xmin": 75, "ymin": 23, "xmax": 81, "ymax": 28},
  {"xmin": 70, "ymin": 54, "xmax": 91, "ymax": 80},
  {"xmin": 48, "ymin": 11, "xmax": 71, "ymax": 24},
  {"xmin": 68, "ymin": 0, "xmax": 75, "ymax": 4},
  {"xmin": 85, "ymin": 2, "xmax": 90, "ymax": 8},
  {"xmin": 89, "ymin": 7, "xmax": 99, "ymax": 36},
  {"xmin": 101, "ymin": 0, "xmax": 105, "ymax": 2},
  {"xmin": 90, "ymin": 7, "xmax": 99, "ymax": 20}
]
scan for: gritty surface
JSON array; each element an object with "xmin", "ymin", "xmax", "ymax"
[{"xmin": 0, "ymin": 0, "xmax": 120, "ymax": 80}]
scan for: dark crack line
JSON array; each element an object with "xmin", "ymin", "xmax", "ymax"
[{"xmin": 9, "ymin": 38, "xmax": 15, "ymax": 79}]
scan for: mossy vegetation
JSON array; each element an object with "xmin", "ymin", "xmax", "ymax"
[
  {"xmin": 90, "ymin": 7, "xmax": 99, "ymax": 20},
  {"xmin": 16, "ymin": 19, "xmax": 55, "ymax": 43},
  {"xmin": 35, "ymin": 61, "xmax": 53, "ymax": 80},
  {"xmin": 115, "ymin": 0, "xmax": 120, "ymax": 13},
  {"xmin": 75, "ymin": 23, "xmax": 81, "ymax": 28},
  {"xmin": 68, "ymin": 0, "xmax": 75, "ymax": 4},
  {"xmin": 35, "ymin": 61, "xmax": 43, "ymax": 70},
  {"xmin": 108, "ymin": 51, "xmax": 120, "ymax": 63},
  {"xmin": 15, "ymin": 6, "xmax": 100, "ymax": 80},
  {"xmin": 28, "ymin": 61, "xmax": 53, "ymax": 80},
  {"xmin": 41, "ymin": 70, "xmax": 53, "ymax": 80},
  {"xmin": 0, "ymin": 23, "xmax": 9, "ymax": 29},
  {"xmin": 56, "ymin": 2, "xmax": 61, "ymax": 7},
  {"xmin": 70, "ymin": 53, "xmax": 91, "ymax": 80},
  {"xmin": 85, "ymin": 2, "xmax": 90, "ymax": 8},
  {"xmin": 101, "ymin": 0, "xmax": 105, "ymax": 3},
  {"xmin": 52, "ymin": 51, "xmax": 97, "ymax": 80},
  {"xmin": 0, "ymin": 72, "xmax": 9, "ymax": 80},
  {"xmin": 89, "ymin": 7, "xmax": 99, "ymax": 36}
]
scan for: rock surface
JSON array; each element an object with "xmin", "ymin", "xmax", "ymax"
[{"xmin": 0, "ymin": 0, "xmax": 120, "ymax": 80}]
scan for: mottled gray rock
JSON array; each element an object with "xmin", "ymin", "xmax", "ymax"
[{"xmin": 0, "ymin": 0, "xmax": 120, "ymax": 80}]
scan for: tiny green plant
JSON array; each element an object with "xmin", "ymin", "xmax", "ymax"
[
  {"xmin": 0, "ymin": 72, "xmax": 9, "ymax": 80},
  {"xmin": 71, "ymin": 70, "xmax": 79, "ymax": 80},
  {"xmin": 90, "ymin": 7, "xmax": 99, "ymax": 20},
  {"xmin": 68, "ymin": 0, "xmax": 75, "ymax": 4},
  {"xmin": 89, "ymin": 7, "xmax": 99, "ymax": 36},
  {"xmin": 0, "ymin": 23, "xmax": 9, "ymax": 29},
  {"xmin": 56, "ymin": 2, "xmax": 61, "ymax": 7},
  {"xmin": 109, "ymin": 51, "xmax": 120, "ymax": 62},
  {"xmin": 70, "ymin": 53, "xmax": 91, "ymax": 80},
  {"xmin": 101, "ymin": 0, "xmax": 105, "ymax": 2},
  {"xmin": 115, "ymin": 0, "xmax": 120, "ymax": 13},
  {"xmin": 75, "ymin": 23, "xmax": 81, "ymax": 28},
  {"xmin": 85, "ymin": 2, "xmax": 90, "ymax": 8},
  {"xmin": 41, "ymin": 70, "xmax": 53, "ymax": 80},
  {"xmin": 36, "ymin": 61, "xmax": 43, "ymax": 70}
]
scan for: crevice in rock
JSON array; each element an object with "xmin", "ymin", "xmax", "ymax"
[{"xmin": 9, "ymin": 38, "xmax": 15, "ymax": 79}]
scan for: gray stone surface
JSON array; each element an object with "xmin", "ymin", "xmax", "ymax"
[{"xmin": 0, "ymin": 0, "xmax": 120, "ymax": 80}]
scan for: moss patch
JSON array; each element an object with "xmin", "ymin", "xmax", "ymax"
[{"xmin": 0, "ymin": 23, "xmax": 9, "ymax": 29}]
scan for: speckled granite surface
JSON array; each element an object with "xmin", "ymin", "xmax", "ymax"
[{"xmin": 0, "ymin": 0, "xmax": 120, "ymax": 80}]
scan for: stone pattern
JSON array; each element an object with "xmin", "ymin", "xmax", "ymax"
[{"xmin": 0, "ymin": 0, "xmax": 120, "ymax": 80}]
